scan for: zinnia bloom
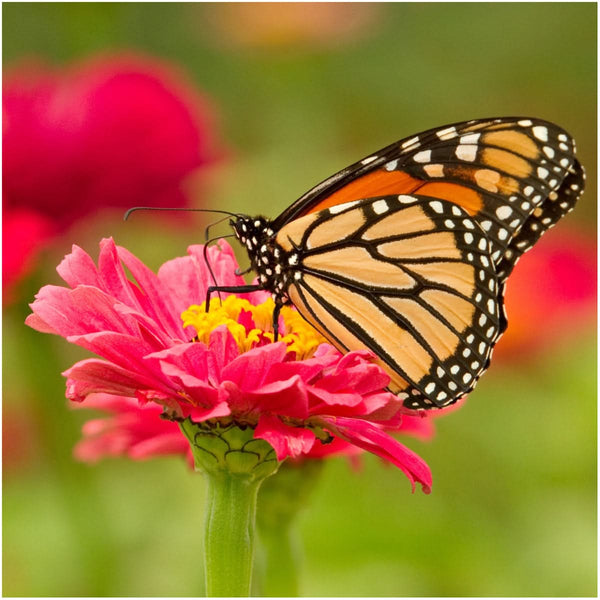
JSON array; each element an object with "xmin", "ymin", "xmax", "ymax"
[
  {"xmin": 26, "ymin": 238, "xmax": 432, "ymax": 492},
  {"xmin": 3, "ymin": 53, "xmax": 221, "ymax": 302}
]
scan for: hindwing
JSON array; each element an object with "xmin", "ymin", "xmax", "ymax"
[{"xmin": 276, "ymin": 195, "xmax": 504, "ymax": 409}]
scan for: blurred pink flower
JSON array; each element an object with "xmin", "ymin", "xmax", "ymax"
[
  {"xmin": 72, "ymin": 394, "xmax": 193, "ymax": 466},
  {"xmin": 3, "ymin": 53, "xmax": 222, "ymax": 302},
  {"xmin": 494, "ymin": 227, "xmax": 596, "ymax": 361},
  {"xmin": 27, "ymin": 239, "xmax": 432, "ymax": 492},
  {"xmin": 2, "ymin": 208, "xmax": 55, "ymax": 304}
]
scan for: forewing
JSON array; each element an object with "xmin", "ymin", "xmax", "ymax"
[
  {"xmin": 274, "ymin": 117, "xmax": 584, "ymax": 283},
  {"xmin": 277, "ymin": 195, "xmax": 504, "ymax": 409}
]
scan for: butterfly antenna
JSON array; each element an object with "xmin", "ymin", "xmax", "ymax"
[{"xmin": 124, "ymin": 206, "xmax": 240, "ymax": 221}]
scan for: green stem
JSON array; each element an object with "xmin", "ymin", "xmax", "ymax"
[
  {"xmin": 178, "ymin": 420, "xmax": 279, "ymax": 597},
  {"xmin": 204, "ymin": 471, "xmax": 261, "ymax": 597},
  {"xmin": 257, "ymin": 523, "xmax": 299, "ymax": 597},
  {"xmin": 255, "ymin": 458, "xmax": 324, "ymax": 596}
]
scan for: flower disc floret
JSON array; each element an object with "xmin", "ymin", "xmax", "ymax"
[{"xmin": 182, "ymin": 295, "xmax": 326, "ymax": 359}]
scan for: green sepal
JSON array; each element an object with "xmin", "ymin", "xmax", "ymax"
[{"xmin": 179, "ymin": 418, "xmax": 280, "ymax": 481}]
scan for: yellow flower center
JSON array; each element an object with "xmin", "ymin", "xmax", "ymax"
[{"xmin": 181, "ymin": 296, "xmax": 327, "ymax": 360}]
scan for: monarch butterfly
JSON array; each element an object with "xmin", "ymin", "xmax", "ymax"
[{"xmin": 219, "ymin": 117, "xmax": 585, "ymax": 410}]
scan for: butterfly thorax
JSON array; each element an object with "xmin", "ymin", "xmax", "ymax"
[{"xmin": 231, "ymin": 216, "xmax": 292, "ymax": 303}]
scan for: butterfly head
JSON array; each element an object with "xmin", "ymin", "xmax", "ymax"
[
  {"xmin": 230, "ymin": 215, "xmax": 275, "ymax": 251},
  {"xmin": 230, "ymin": 215, "xmax": 290, "ymax": 296}
]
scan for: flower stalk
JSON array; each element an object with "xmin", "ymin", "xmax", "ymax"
[
  {"xmin": 203, "ymin": 471, "xmax": 262, "ymax": 596},
  {"xmin": 179, "ymin": 419, "xmax": 279, "ymax": 597},
  {"xmin": 255, "ymin": 459, "xmax": 324, "ymax": 596}
]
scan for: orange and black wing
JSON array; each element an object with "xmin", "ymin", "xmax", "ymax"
[
  {"xmin": 274, "ymin": 117, "xmax": 584, "ymax": 283},
  {"xmin": 275, "ymin": 195, "xmax": 503, "ymax": 409}
]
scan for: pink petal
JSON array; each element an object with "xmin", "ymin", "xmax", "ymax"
[
  {"xmin": 115, "ymin": 242, "xmax": 187, "ymax": 341},
  {"xmin": 56, "ymin": 244, "xmax": 102, "ymax": 288},
  {"xmin": 148, "ymin": 342, "xmax": 220, "ymax": 385},
  {"xmin": 328, "ymin": 353, "xmax": 390, "ymax": 394},
  {"xmin": 208, "ymin": 327, "xmax": 241, "ymax": 378},
  {"xmin": 255, "ymin": 414, "xmax": 315, "ymax": 460},
  {"xmin": 154, "ymin": 359, "xmax": 220, "ymax": 406},
  {"xmin": 221, "ymin": 342, "xmax": 288, "ymax": 391},
  {"xmin": 263, "ymin": 354, "xmax": 337, "ymax": 386},
  {"xmin": 231, "ymin": 376, "xmax": 309, "ymax": 419},
  {"xmin": 320, "ymin": 416, "xmax": 432, "ymax": 493},
  {"xmin": 97, "ymin": 238, "xmax": 142, "ymax": 307},
  {"xmin": 67, "ymin": 331, "xmax": 172, "ymax": 393},
  {"xmin": 28, "ymin": 284, "xmax": 138, "ymax": 338},
  {"xmin": 24, "ymin": 311, "xmax": 59, "ymax": 335},
  {"xmin": 308, "ymin": 386, "xmax": 363, "ymax": 410},
  {"xmin": 63, "ymin": 358, "xmax": 162, "ymax": 402}
]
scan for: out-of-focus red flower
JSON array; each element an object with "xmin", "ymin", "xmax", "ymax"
[
  {"xmin": 27, "ymin": 238, "xmax": 433, "ymax": 492},
  {"xmin": 3, "ymin": 53, "xmax": 222, "ymax": 303},
  {"xmin": 2, "ymin": 208, "xmax": 56, "ymax": 304},
  {"xmin": 494, "ymin": 227, "xmax": 596, "ymax": 361},
  {"xmin": 3, "ymin": 54, "xmax": 219, "ymax": 223}
]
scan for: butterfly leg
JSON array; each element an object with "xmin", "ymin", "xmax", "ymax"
[
  {"xmin": 204, "ymin": 284, "xmax": 263, "ymax": 311},
  {"xmin": 272, "ymin": 301, "xmax": 282, "ymax": 342}
]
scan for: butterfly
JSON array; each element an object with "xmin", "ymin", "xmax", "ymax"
[{"xmin": 225, "ymin": 117, "xmax": 585, "ymax": 410}]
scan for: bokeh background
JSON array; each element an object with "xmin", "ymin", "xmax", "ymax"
[{"xmin": 3, "ymin": 2, "xmax": 596, "ymax": 597}]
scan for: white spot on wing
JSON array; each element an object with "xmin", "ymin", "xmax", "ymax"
[
  {"xmin": 460, "ymin": 133, "xmax": 481, "ymax": 144},
  {"xmin": 329, "ymin": 200, "xmax": 361, "ymax": 214},
  {"xmin": 532, "ymin": 126, "xmax": 548, "ymax": 141},
  {"xmin": 398, "ymin": 195, "xmax": 417, "ymax": 204},
  {"xmin": 372, "ymin": 200, "xmax": 389, "ymax": 215},
  {"xmin": 429, "ymin": 200, "xmax": 444, "ymax": 213},
  {"xmin": 413, "ymin": 150, "xmax": 432, "ymax": 163},
  {"xmin": 436, "ymin": 126, "xmax": 457, "ymax": 140},
  {"xmin": 496, "ymin": 206, "xmax": 512, "ymax": 220},
  {"xmin": 401, "ymin": 136, "xmax": 420, "ymax": 149},
  {"xmin": 456, "ymin": 144, "xmax": 477, "ymax": 161}
]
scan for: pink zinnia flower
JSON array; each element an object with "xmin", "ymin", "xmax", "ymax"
[
  {"xmin": 3, "ymin": 53, "xmax": 222, "ymax": 302},
  {"xmin": 26, "ymin": 238, "xmax": 432, "ymax": 492}
]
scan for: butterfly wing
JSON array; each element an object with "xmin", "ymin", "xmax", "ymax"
[
  {"xmin": 273, "ymin": 117, "xmax": 584, "ymax": 283},
  {"xmin": 275, "ymin": 195, "xmax": 503, "ymax": 409}
]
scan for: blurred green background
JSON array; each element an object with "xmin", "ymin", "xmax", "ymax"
[{"xmin": 3, "ymin": 2, "xmax": 596, "ymax": 597}]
